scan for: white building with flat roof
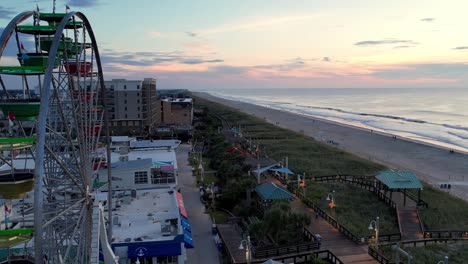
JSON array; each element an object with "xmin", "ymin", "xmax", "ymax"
[{"xmin": 98, "ymin": 188, "xmax": 193, "ymax": 264}]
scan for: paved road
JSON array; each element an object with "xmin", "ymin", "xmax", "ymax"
[{"xmin": 176, "ymin": 144, "xmax": 220, "ymax": 264}]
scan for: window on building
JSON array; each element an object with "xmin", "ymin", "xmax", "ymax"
[
  {"xmin": 124, "ymin": 85, "xmax": 127, "ymax": 90},
  {"xmin": 125, "ymin": 107, "xmax": 127, "ymax": 111},
  {"xmin": 124, "ymin": 92, "xmax": 127, "ymax": 97},
  {"xmin": 137, "ymin": 92, "xmax": 139, "ymax": 96},
  {"xmin": 137, "ymin": 85, "xmax": 140, "ymax": 90},
  {"xmin": 112, "ymin": 114, "xmax": 115, "ymax": 119},
  {"xmin": 124, "ymin": 100, "xmax": 127, "ymax": 104},
  {"xmin": 134, "ymin": 171, "xmax": 148, "ymax": 184},
  {"xmin": 137, "ymin": 107, "xmax": 140, "ymax": 111},
  {"xmin": 125, "ymin": 114, "xmax": 127, "ymax": 118},
  {"xmin": 137, "ymin": 100, "xmax": 140, "ymax": 104},
  {"xmin": 138, "ymin": 114, "xmax": 140, "ymax": 118}
]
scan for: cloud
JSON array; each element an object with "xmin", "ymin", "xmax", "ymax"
[
  {"xmin": 254, "ymin": 57, "xmax": 309, "ymax": 71},
  {"xmin": 369, "ymin": 63, "xmax": 468, "ymax": 80},
  {"xmin": 421, "ymin": 18, "xmax": 436, "ymax": 22},
  {"xmin": 66, "ymin": 0, "xmax": 100, "ymax": 7},
  {"xmin": 453, "ymin": 46, "xmax": 468, "ymax": 50},
  {"xmin": 0, "ymin": 6, "xmax": 16, "ymax": 19},
  {"xmin": 322, "ymin": 57, "xmax": 331, "ymax": 62},
  {"xmin": 100, "ymin": 49, "xmax": 223, "ymax": 67},
  {"xmin": 354, "ymin": 39, "xmax": 419, "ymax": 46},
  {"xmin": 393, "ymin": 45, "xmax": 414, "ymax": 49},
  {"xmin": 182, "ymin": 59, "xmax": 223, "ymax": 64},
  {"xmin": 185, "ymin": 31, "xmax": 197, "ymax": 37}
]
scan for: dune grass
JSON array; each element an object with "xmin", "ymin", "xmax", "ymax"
[
  {"xmin": 414, "ymin": 184, "xmax": 468, "ymax": 230},
  {"xmin": 303, "ymin": 181, "xmax": 399, "ymax": 236},
  {"xmin": 194, "ymin": 96, "xmax": 385, "ymax": 177},
  {"xmin": 381, "ymin": 241, "xmax": 468, "ymax": 264}
]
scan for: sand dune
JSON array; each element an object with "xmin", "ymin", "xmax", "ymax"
[{"xmin": 195, "ymin": 92, "xmax": 468, "ymax": 202}]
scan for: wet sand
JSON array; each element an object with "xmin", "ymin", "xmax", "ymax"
[{"xmin": 194, "ymin": 92, "xmax": 468, "ymax": 202}]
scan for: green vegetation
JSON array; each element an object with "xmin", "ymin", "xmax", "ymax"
[
  {"xmin": 302, "ymin": 181, "xmax": 399, "ymax": 236},
  {"xmin": 209, "ymin": 209, "xmax": 230, "ymax": 224},
  {"xmin": 194, "ymin": 96, "xmax": 385, "ymax": 177},
  {"xmin": 249, "ymin": 200, "xmax": 310, "ymax": 245},
  {"xmin": 414, "ymin": 184, "xmax": 468, "ymax": 230},
  {"xmin": 381, "ymin": 241, "xmax": 468, "ymax": 264}
]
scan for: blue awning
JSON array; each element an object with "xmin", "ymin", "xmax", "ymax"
[
  {"xmin": 251, "ymin": 163, "xmax": 280, "ymax": 175},
  {"xmin": 183, "ymin": 229, "xmax": 194, "ymax": 248},
  {"xmin": 270, "ymin": 167, "xmax": 295, "ymax": 175},
  {"xmin": 181, "ymin": 217, "xmax": 191, "ymax": 233}
]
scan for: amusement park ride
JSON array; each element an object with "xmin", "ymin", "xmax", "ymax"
[{"xmin": 0, "ymin": 2, "xmax": 116, "ymax": 263}]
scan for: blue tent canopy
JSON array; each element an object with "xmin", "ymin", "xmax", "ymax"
[
  {"xmin": 270, "ymin": 167, "xmax": 295, "ymax": 175},
  {"xmin": 251, "ymin": 163, "xmax": 279, "ymax": 175}
]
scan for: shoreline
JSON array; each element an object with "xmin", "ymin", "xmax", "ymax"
[
  {"xmin": 208, "ymin": 93, "xmax": 468, "ymax": 155},
  {"xmin": 194, "ymin": 91, "xmax": 468, "ymax": 202}
]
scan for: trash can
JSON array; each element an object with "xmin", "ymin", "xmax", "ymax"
[{"xmin": 314, "ymin": 234, "xmax": 322, "ymax": 249}]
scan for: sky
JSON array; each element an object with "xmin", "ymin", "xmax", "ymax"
[{"xmin": 2, "ymin": 0, "xmax": 468, "ymax": 89}]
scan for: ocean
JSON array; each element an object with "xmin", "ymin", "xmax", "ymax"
[{"xmin": 201, "ymin": 88, "xmax": 468, "ymax": 152}]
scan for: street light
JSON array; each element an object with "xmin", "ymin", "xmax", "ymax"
[
  {"xmin": 437, "ymin": 256, "xmax": 449, "ymax": 264},
  {"xmin": 368, "ymin": 216, "xmax": 380, "ymax": 248},
  {"xmin": 326, "ymin": 191, "xmax": 336, "ymax": 209},
  {"xmin": 238, "ymin": 235, "xmax": 252, "ymax": 264}
]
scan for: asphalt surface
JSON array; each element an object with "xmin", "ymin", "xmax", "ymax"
[{"xmin": 176, "ymin": 144, "xmax": 221, "ymax": 264}]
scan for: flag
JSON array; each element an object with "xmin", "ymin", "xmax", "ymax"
[
  {"xmin": 4, "ymin": 204, "xmax": 10, "ymax": 215},
  {"xmin": 66, "ymin": 5, "xmax": 70, "ymax": 10},
  {"xmin": 20, "ymin": 42, "xmax": 25, "ymax": 51}
]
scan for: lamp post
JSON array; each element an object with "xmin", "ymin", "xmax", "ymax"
[
  {"xmin": 437, "ymin": 256, "xmax": 449, "ymax": 264},
  {"xmin": 368, "ymin": 217, "xmax": 380, "ymax": 248},
  {"xmin": 326, "ymin": 191, "xmax": 336, "ymax": 209},
  {"xmin": 210, "ymin": 182, "xmax": 215, "ymax": 208},
  {"xmin": 239, "ymin": 235, "xmax": 252, "ymax": 264}
]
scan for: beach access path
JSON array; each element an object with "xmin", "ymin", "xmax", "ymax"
[
  {"xmin": 195, "ymin": 92, "xmax": 468, "ymax": 202},
  {"xmin": 177, "ymin": 144, "xmax": 221, "ymax": 264},
  {"xmin": 263, "ymin": 176, "xmax": 377, "ymax": 263}
]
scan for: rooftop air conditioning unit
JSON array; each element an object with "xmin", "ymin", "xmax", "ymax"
[{"xmin": 119, "ymin": 155, "xmax": 128, "ymax": 162}]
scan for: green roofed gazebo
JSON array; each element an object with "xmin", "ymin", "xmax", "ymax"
[
  {"xmin": 375, "ymin": 170, "xmax": 423, "ymax": 206},
  {"xmin": 255, "ymin": 182, "xmax": 294, "ymax": 205}
]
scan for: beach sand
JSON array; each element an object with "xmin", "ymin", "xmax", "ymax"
[{"xmin": 194, "ymin": 92, "xmax": 468, "ymax": 202}]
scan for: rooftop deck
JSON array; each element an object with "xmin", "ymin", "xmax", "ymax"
[{"xmin": 103, "ymin": 188, "xmax": 180, "ymax": 244}]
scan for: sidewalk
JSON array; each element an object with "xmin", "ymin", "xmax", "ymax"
[{"xmin": 177, "ymin": 144, "xmax": 220, "ymax": 264}]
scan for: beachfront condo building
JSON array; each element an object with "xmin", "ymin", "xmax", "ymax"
[
  {"xmin": 105, "ymin": 78, "xmax": 159, "ymax": 135},
  {"xmin": 160, "ymin": 98, "xmax": 193, "ymax": 129}
]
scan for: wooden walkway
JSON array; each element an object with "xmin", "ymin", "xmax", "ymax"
[
  {"xmin": 392, "ymin": 192, "xmax": 423, "ymax": 240},
  {"xmin": 266, "ymin": 176, "xmax": 378, "ymax": 263}
]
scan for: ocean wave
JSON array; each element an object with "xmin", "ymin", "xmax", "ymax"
[{"xmin": 293, "ymin": 104, "xmax": 428, "ymax": 124}]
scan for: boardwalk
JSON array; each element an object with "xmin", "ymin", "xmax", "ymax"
[
  {"xmin": 392, "ymin": 192, "xmax": 423, "ymax": 240},
  {"xmin": 265, "ymin": 176, "xmax": 378, "ymax": 263}
]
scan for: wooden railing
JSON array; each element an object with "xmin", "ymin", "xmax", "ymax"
[
  {"xmin": 291, "ymin": 186, "xmax": 402, "ymax": 245},
  {"xmin": 406, "ymin": 190, "xmax": 429, "ymax": 208},
  {"xmin": 368, "ymin": 246, "xmax": 390, "ymax": 264},
  {"xmin": 368, "ymin": 238, "xmax": 468, "ymax": 264},
  {"xmin": 253, "ymin": 241, "xmax": 319, "ymax": 259},
  {"xmin": 422, "ymin": 230, "xmax": 468, "ymax": 239},
  {"xmin": 291, "ymin": 188, "xmax": 365, "ymax": 244},
  {"xmin": 249, "ymin": 249, "xmax": 344, "ymax": 264}
]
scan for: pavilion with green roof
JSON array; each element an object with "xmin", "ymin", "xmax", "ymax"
[
  {"xmin": 255, "ymin": 182, "xmax": 294, "ymax": 209},
  {"xmin": 375, "ymin": 170, "xmax": 423, "ymax": 206}
]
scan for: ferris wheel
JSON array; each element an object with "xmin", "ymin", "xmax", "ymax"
[{"xmin": 0, "ymin": 8, "xmax": 113, "ymax": 263}]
